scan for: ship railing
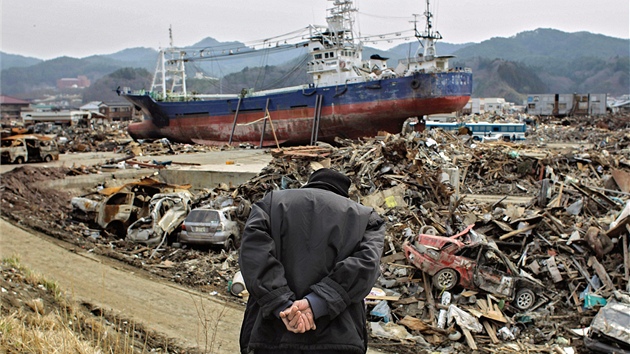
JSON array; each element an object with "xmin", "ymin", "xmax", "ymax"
[
  {"xmin": 397, "ymin": 57, "xmax": 469, "ymax": 68},
  {"xmin": 249, "ymin": 85, "xmax": 313, "ymax": 97},
  {"xmin": 186, "ymin": 94, "xmax": 240, "ymax": 100}
]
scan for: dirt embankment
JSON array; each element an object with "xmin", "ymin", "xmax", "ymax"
[{"xmin": 1, "ymin": 218, "xmax": 244, "ymax": 353}]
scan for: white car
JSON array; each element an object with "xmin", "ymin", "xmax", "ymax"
[{"xmin": 177, "ymin": 206, "xmax": 240, "ymax": 250}]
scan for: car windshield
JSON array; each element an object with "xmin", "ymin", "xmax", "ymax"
[{"xmin": 187, "ymin": 210, "xmax": 220, "ymax": 223}]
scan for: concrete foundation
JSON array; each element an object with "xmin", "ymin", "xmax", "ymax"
[{"xmin": 156, "ymin": 169, "xmax": 258, "ymax": 190}]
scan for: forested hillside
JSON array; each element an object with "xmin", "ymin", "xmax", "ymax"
[{"xmin": 82, "ymin": 68, "xmax": 152, "ymax": 103}]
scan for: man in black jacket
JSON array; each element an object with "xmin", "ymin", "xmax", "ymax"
[{"xmin": 239, "ymin": 168, "xmax": 385, "ymax": 354}]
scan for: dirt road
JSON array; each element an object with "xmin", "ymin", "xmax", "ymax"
[{"xmin": 0, "ymin": 218, "xmax": 244, "ymax": 353}]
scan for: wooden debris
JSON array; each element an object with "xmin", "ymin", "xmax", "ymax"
[
  {"xmin": 481, "ymin": 320, "xmax": 500, "ymax": 344},
  {"xmin": 498, "ymin": 223, "xmax": 536, "ymax": 240},
  {"xmin": 461, "ymin": 328, "xmax": 478, "ymax": 350},
  {"xmin": 364, "ymin": 294, "xmax": 401, "ymax": 302},
  {"xmin": 422, "ymin": 271, "xmax": 437, "ymax": 327},
  {"xmin": 588, "ymin": 256, "xmax": 614, "ymax": 293},
  {"xmin": 546, "ymin": 256, "xmax": 563, "ymax": 283},
  {"xmin": 624, "ymin": 230, "xmax": 630, "ymax": 290}
]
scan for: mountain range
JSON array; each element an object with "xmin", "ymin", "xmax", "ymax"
[{"xmin": 1, "ymin": 28, "xmax": 628, "ymax": 105}]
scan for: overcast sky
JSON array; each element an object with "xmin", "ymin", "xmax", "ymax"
[{"xmin": 2, "ymin": 0, "xmax": 628, "ymax": 60}]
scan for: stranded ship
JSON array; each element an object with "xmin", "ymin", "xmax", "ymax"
[{"xmin": 121, "ymin": 0, "xmax": 472, "ymax": 146}]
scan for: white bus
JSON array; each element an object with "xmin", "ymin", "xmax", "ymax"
[
  {"xmin": 424, "ymin": 121, "xmax": 527, "ymax": 142},
  {"xmin": 424, "ymin": 121, "xmax": 463, "ymax": 132},
  {"xmin": 465, "ymin": 122, "xmax": 527, "ymax": 141},
  {"xmin": 21, "ymin": 110, "xmax": 97, "ymax": 126}
]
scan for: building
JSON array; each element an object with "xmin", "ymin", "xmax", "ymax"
[
  {"xmin": 0, "ymin": 95, "xmax": 31, "ymax": 124},
  {"xmin": 526, "ymin": 93, "xmax": 607, "ymax": 116},
  {"xmin": 79, "ymin": 101, "xmax": 102, "ymax": 114},
  {"xmin": 610, "ymin": 99, "xmax": 630, "ymax": 114},
  {"xmin": 98, "ymin": 102, "xmax": 136, "ymax": 122},
  {"xmin": 462, "ymin": 98, "xmax": 510, "ymax": 115},
  {"xmin": 57, "ymin": 75, "xmax": 91, "ymax": 89}
]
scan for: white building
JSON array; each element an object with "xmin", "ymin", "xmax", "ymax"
[
  {"xmin": 526, "ymin": 93, "xmax": 607, "ymax": 116},
  {"xmin": 463, "ymin": 98, "xmax": 509, "ymax": 115}
]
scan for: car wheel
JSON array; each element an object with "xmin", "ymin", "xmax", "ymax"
[
  {"xmin": 15, "ymin": 156, "xmax": 24, "ymax": 164},
  {"xmin": 433, "ymin": 268, "xmax": 458, "ymax": 290},
  {"xmin": 237, "ymin": 200, "xmax": 251, "ymax": 218},
  {"xmin": 515, "ymin": 288, "xmax": 536, "ymax": 310},
  {"xmin": 44, "ymin": 154, "xmax": 52, "ymax": 162},
  {"xmin": 224, "ymin": 237, "xmax": 235, "ymax": 251}
]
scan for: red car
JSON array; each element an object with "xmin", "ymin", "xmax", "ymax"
[{"xmin": 403, "ymin": 224, "xmax": 542, "ymax": 310}]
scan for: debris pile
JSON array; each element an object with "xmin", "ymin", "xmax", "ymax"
[
  {"xmin": 235, "ymin": 120, "xmax": 630, "ymax": 353},
  {"xmin": 21, "ymin": 121, "xmax": 228, "ymax": 157},
  {"xmin": 1, "ymin": 113, "xmax": 630, "ymax": 353}
]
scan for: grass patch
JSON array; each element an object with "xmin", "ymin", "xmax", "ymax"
[{"xmin": 0, "ymin": 256, "xmax": 185, "ymax": 353}]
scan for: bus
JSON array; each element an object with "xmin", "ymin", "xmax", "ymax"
[
  {"xmin": 424, "ymin": 121, "xmax": 463, "ymax": 132},
  {"xmin": 465, "ymin": 122, "xmax": 527, "ymax": 141},
  {"xmin": 21, "ymin": 110, "xmax": 98, "ymax": 127},
  {"xmin": 424, "ymin": 121, "xmax": 527, "ymax": 142}
]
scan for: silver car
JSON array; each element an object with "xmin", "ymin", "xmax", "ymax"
[{"xmin": 177, "ymin": 206, "xmax": 240, "ymax": 249}]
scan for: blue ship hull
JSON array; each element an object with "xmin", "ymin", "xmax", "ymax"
[{"xmin": 124, "ymin": 71, "xmax": 472, "ymax": 146}]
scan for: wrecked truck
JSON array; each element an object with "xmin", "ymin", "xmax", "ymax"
[
  {"xmin": 71, "ymin": 178, "xmax": 192, "ymax": 237},
  {"xmin": 1, "ymin": 134, "xmax": 60, "ymax": 164},
  {"xmin": 403, "ymin": 224, "xmax": 543, "ymax": 310},
  {"xmin": 126, "ymin": 191, "xmax": 192, "ymax": 247}
]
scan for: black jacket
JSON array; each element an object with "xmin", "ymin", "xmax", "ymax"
[{"xmin": 239, "ymin": 188, "xmax": 385, "ymax": 353}]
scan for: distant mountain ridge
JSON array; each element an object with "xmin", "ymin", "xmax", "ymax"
[
  {"xmin": 0, "ymin": 52, "xmax": 42, "ymax": 71},
  {"xmin": 454, "ymin": 28, "xmax": 628, "ymax": 61},
  {"xmin": 1, "ymin": 28, "xmax": 628, "ymax": 104}
]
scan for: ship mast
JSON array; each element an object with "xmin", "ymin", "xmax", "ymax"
[
  {"xmin": 151, "ymin": 26, "xmax": 188, "ymax": 100},
  {"xmin": 327, "ymin": 0, "xmax": 356, "ymax": 49},
  {"xmin": 415, "ymin": 0, "xmax": 442, "ymax": 61}
]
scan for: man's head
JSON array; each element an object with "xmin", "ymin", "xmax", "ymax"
[{"xmin": 303, "ymin": 168, "xmax": 351, "ymax": 197}]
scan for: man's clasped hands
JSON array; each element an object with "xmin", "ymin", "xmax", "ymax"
[{"xmin": 279, "ymin": 299, "xmax": 317, "ymax": 333}]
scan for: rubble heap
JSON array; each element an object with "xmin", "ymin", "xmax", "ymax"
[{"xmin": 235, "ymin": 126, "xmax": 630, "ymax": 353}]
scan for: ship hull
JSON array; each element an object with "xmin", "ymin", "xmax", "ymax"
[{"xmin": 124, "ymin": 71, "xmax": 472, "ymax": 146}]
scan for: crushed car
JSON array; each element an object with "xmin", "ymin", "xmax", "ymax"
[
  {"xmin": 126, "ymin": 191, "xmax": 192, "ymax": 247},
  {"xmin": 403, "ymin": 224, "xmax": 543, "ymax": 310},
  {"xmin": 71, "ymin": 177, "xmax": 192, "ymax": 237}
]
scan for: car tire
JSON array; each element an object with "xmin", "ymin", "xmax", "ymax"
[
  {"xmin": 515, "ymin": 288, "xmax": 536, "ymax": 310},
  {"xmin": 15, "ymin": 156, "xmax": 24, "ymax": 164},
  {"xmin": 224, "ymin": 237, "xmax": 235, "ymax": 251},
  {"xmin": 433, "ymin": 268, "xmax": 458, "ymax": 290},
  {"xmin": 237, "ymin": 200, "xmax": 251, "ymax": 218},
  {"xmin": 44, "ymin": 154, "xmax": 52, "ymax": 162}
]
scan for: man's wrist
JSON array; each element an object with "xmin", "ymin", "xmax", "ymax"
[{"xmin": 304, "ymin": 293, "xmax": 327, "ymax": 319}]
